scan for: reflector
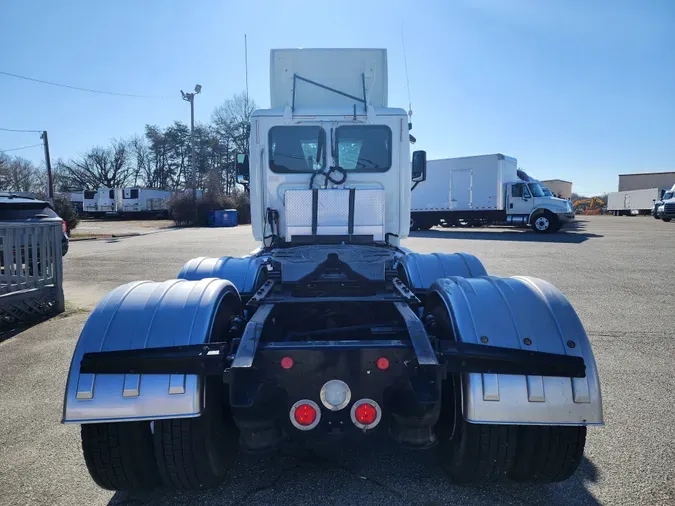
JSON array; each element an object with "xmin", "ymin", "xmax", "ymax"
[{"xmin": 376, "ymin": 357, "xmax": 389, "ymax": 370}]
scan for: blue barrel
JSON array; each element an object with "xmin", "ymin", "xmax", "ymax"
[{"xmin": 209, "ymin": 209, "xmax": 238, "ymax": 227}]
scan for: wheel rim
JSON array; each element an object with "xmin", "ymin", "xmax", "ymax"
[{"xmin": 535, "ymin": 216, "xmax": 550, "ymax": 231}]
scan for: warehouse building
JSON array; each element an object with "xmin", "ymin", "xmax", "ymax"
[
  {"xmin": 618, "ymin": 171, "xmax": 675, "ymax": 191},
  {"xmin": 541, "ymin": 179, "xmax": 573, "ymax": 199}
]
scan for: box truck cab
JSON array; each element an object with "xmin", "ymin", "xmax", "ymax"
[{"xmin": 411, "ymin": 155, "xmax": 574, "ymax": 233}]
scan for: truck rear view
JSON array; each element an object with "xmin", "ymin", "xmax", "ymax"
[{"xmin": 62, "ymin": 48, "xmax": 602, "ymax": 492}]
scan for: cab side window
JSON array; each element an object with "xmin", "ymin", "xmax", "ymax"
[{"xmin": 512, "ymin": 184, "xmax": 524, "ymax": 198}]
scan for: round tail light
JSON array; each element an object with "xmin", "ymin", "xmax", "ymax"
[
  {"xmin": 350, "ymin": 399, "xmax": 382, "ymax": 430},
  {"xmin": 320, "ymin": 379, "xmax": 351, "ymax": 411},
  {"xmin": 290, "ymin": 400, "xmax": 321, "ymax": 431}
]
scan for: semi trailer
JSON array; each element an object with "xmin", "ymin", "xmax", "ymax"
[
  {"xmin": 607, "ymin": 188, "xmax": 665, "ymax": 216},
  {"xmin": 81, "ymin": 187, "xmax": 170, "ymax": 216},
  {"xmin": 410, "ymin": 155, "xmax": 575, "ymax": 233},
  {"xmin": 62, "ymin": 48, "xmax": 602, "ymax": 492}
]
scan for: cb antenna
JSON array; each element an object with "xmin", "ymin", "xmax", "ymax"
[
  {"xmin": 401, "ymin": 23, "xmax": 413, "ymax": 120},
  {"xmin": 244, "ymin": 34, "xmax": 249, "ymax": 111}
]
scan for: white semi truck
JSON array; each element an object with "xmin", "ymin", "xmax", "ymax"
[
  {"xmin": 410, "ymin": 155, "xmax": 575, "ymax": 233},
  {"xmin": 63, "ymin": 48, "xmax": 601, "ymax": 492},
  {"xmin": 607, "ymin": 188, "xmax": 666, "ymax": 216}
]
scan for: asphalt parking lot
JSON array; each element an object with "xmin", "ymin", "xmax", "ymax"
[{"xmin": 1, "ymin": 216, "xmax": 674, "ymax": 506}]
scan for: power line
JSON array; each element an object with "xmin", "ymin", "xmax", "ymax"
[
  {"xmin": 0, "ymin": 70, "xmax": 169, "ymax": 99},
  {"xmin": 0, "ymin": 143, "xmax": 44, "ymax": 153},
  {"xmin": 0, "ymin": 127, "xmax": 43, "ymax": 133}
]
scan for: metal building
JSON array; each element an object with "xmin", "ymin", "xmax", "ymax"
[
  {"xmin": 618, "ymin": 171, "xmax": 675, "ymax": 191},
  {"xmin": 541, "ymin": 179, "xmax": 573, "ymax": 199}
]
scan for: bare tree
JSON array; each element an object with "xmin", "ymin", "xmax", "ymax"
[
  {"xmin": 59, "ymin": 139, "xmax": 132, "ymax": 189},
  {"xmin": 0, "ymin": 154, "xmax": 43, "ymax": 193}
]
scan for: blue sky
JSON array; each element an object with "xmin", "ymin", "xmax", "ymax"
[{"xmin": 1, "ymin": 0, "xmax": 673, "ymax": 196}]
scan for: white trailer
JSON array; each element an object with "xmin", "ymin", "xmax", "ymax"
[
  {"xmin": 411, "ymin": 155, "xmax": 575, "ymax": 233},
  {"xmin": 121, "ymin": 188, "xmax": 171, "ymax": 215},
  {"xmin": 81, "ymin": 188, "xmax": 122, "ymax": 215},
  {"xmin": 606, "ymin": 188, "xmax": 664, "ymax": 216}
]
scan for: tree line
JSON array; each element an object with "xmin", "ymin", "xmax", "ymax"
[{"xmin": 0, "ymin": 92, "xmax": 255, "ymax": 197}]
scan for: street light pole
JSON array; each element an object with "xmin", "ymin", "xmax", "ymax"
[{"xmin": 181, "ymin": 84, "xmax": 202, "ymax": 201}]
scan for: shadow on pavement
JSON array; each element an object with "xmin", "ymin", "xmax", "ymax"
[
  {"xmin": 411, "ymin": 220, "xmax": 602, "ymax": 244},
  {"xmin": 108, "ymin": 440, "xmax": 601, "ymax": 506}
]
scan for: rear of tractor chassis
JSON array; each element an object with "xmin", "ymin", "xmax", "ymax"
[{"xmin": 62, "ymin": 250, "xmax": 602, "ymax": 491}]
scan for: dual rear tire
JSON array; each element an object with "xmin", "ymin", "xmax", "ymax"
[
  {"xmin": 438, "ymin": 414, "xmax": 586, "ymax": 484},
  {"xmin": 81, "ymin": 380, "xmax": 234, "ymax": 491},
  {"xmin": 436, "ymin": 378, "xmax": 586, "ymax": 484}
]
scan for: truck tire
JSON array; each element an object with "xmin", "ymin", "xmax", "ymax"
[
  {"xmin": 531, "ymin": 211, "xmax": 558, "ymax": 234},
  {"xmin": 411, "ymin": 216, "xmax": 434, "ymax": 231},
  {"xmin": 153, "ymin": 380, "xmax": 235, "ymax": 490},
  {"xmin": 81, "ymin": 421, "xmax": 159, "ymax": 491},
  {"xmin": 509, "ymin": 426, "xmax": 586, "ymax": 483},
  {"xmin": 439, "ymin": 415, "xmax": 516, "ymax": 484},
  {"xmin": 663, "ymin": 217, "xmax": 672, "ymax": 222}
]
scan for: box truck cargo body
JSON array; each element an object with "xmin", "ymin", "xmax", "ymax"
[
  {"xmin": 606, "ymin": 188, "xmax": 664, "ymax": 216},
  {"xmin": 411, "ymin": 154, "xmax": 575, "ymax": 233}
]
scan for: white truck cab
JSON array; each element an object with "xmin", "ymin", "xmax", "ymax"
[
  {"xmin": 239, "ymin": 49, "xmax": 422, "ymax": 247},
  {"xmin": 657, "ymin": 183, "xmax": 675, "ymax": 222}
]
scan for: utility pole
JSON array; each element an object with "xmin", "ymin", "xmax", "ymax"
[
  {"xmin": 181, "ymin": 84, "xmax": 202, "ymax": 201},
  {"xmin": 41, "ymin": 131, "xmax": 54, "ymax": 202}
]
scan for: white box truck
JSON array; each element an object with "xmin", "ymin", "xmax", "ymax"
[
  {"xmin": 607, "ymin": 188, "xmax": 665, "ymax": 216},
  {"xmin": 410, "ymin": 154, "xmax": 575, "ymax": 233}
]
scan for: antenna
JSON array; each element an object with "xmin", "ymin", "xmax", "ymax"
[
  {"xmin": 244, "ymin": 34, "xmax": 249, "ymax": 110},
  {"xmin": 401, "ymin": 23, "xmax": 413, "ymax": 120}
]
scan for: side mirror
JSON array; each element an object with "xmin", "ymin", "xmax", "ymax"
[
  {"xmin": 412, "ymin": 150, "xmax": 427, "ymax": 183},
  {"xmin": 236, "ymin": 153, "xmax": 249, "ymax": 184}
]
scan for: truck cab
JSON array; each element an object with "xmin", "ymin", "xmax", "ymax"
[
  {"xmin": 239, "ymin": 49, "xmax": 420, "ymax": 247},
  {"xmin": 507, "ymin": 180, "xmax": 574, "ymax": 232},
  {"xmin": 657, "ymin": 184, "xmax": 675, "ymax": 221}
]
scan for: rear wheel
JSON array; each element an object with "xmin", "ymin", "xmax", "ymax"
[
  {"xmin": 81, "ymin": 421, "xmax": 159, "ymax": 491},
  {"xmin": 438, "ymin": 409, "xmax": 517, "ymax": 484},
  {"xmin": 154, "ymin": 380, "xmax": 236, "ymax": 490},
  {"xmin": 509, "ymin": 426, "xmax": 586, "ymax": 483},
  {"xmin": 431, "ymin": 300, "xmax": 516, "ymax": 483}
]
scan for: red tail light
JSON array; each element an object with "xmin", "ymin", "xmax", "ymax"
[
  {"xmin": 62, "ymin": 220, "xmax": 68, "ymax": 235},
  {"xmin": 350, "ymin": 399, "xmax": 382, "ymax": 429},
  {"xmin": 289, "ymin": 400, "xmax": 321, "ymax": 431}
]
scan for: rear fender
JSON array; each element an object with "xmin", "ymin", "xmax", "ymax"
[
  {"xmin": 431, "ymin": 276, "xmax": 603, "ymax": 426},
  {"xmin": 177, "ymin": 256, "xmax": 265, "ymax": 295},
  {"xmin": 398, "ymin": 252, "xmax": 487, "ymax": 290},
  {"xmin": 62, "ymin": 278, "xmax": 240, "ymax": 424}
]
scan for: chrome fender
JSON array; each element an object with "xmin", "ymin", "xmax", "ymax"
[
  {"xmin": 398, "ymin": 253, "xmax": 487, "ymax": 290},
  {"xmin": 431, "ymin": 276, "xmax": 603, "ymax": 426},
  {"xmin": 62, "ymin": 278, "xmax": 240, "ymax": 424},
  {"xmin": 177, "ymin": 256, "xmax": 265, "ymax": 294}
]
